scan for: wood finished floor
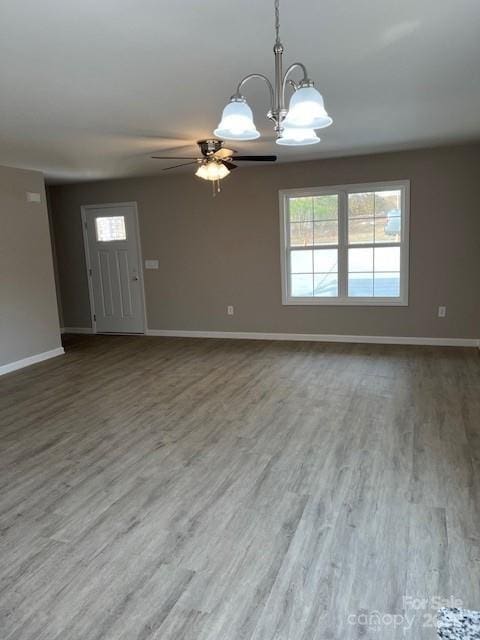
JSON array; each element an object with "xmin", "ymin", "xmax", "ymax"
[{"xmin": 1, "ymin": 335, "xmax": 479, "ymax": 640}]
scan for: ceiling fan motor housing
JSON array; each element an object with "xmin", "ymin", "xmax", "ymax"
[{"xmin": 198, "ymin": 139, "xmax": 224, "ymax": 157}]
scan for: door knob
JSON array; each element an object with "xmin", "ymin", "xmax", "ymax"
[{"xmin": 132, "ymin": 275, "xmax": 139, "ymax": 281}]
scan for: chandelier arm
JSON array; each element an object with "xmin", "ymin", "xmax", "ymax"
[
  {"xmin": 234, "ymin": 73, "xmax": 275, "ymax": 112},
  {"xmin": 281, "ymin": 62, "xmax": 310, "ymax": 101}
]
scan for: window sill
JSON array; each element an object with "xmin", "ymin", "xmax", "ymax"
[{"xmin": 283, "ymin": 296, "xmax": 408, "ymax": 307}]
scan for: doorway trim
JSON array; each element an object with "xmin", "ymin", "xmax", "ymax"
[{"xmin": 80, "ymin": 202, "xmax": 147, "ymax": 335}]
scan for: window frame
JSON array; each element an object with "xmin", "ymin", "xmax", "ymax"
[{"xmin": 279, "ymin": 180, "xmax": 410, "ymax": 306}]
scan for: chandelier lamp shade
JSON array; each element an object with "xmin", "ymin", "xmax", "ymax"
[
  {"xmin": 214, "ymin": 0, "xmax": 332, "ymax": 146},
  {"xmin": 282, "ymin": 86, "xmax": 332, "ymax": 130},
  {"xmin": 276, "ymin": 127, "xmax": 320, "ymax": 146},
  {"xmin": 214, "ymin": 99, "xmax": 260, "ymax": 141}
]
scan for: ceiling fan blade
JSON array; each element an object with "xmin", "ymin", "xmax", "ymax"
[
  {"xmin": 232, "ymin": 155, "xmax": 277, "ymax": 162},
  {"xmin": 162, "ymin": 161, "xmax": 198, "ymax": 171},
  {"xmin": 152, "ymin": 156, "xmax": 198, "ymax": 160},
  {"xmin": 221, "ymin": 161, "xmax": 238, "ymax": 171},
  {"xmin": 214, "ymin": 148, "xmax": 236, "ymax": 159}
]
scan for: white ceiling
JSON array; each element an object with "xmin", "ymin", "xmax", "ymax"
[{"xmin": 1, "ymin": 0, "xmax": 479, "ymax": 184}]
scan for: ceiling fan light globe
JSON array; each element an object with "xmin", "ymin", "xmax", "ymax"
[
  {"xmin": 209, "ymin": 162, "xmax": 230, "ymax": 180},
  {"xmin": 195, "ymin": 164, "xmax": 209, "ymax": 180},
  {"xmin": 276, "ymin": 127, "xmax": 320, "ymax": 146},
  {"xmin": 284, "ymin": 87, "xmax": 333, "ymax": 130},
  {"xmin": 196, "ymin": 161, "xmax": 230, "ymax": 181},
  {"xmin": 214, "ymin": 99, "xmax": 260, "ymax": 140}
]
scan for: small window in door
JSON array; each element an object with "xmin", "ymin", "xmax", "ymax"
[{"xmin": 95, "ymin": 216, "xmax": 127, "ymax": 242}]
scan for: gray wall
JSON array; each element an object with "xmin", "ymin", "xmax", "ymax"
[
  {"xmin": 0, "ymin": 165, "xmax": 62, "ymax": 366},
  {"xmin": 49, "ymin": 143, "xmax": 480, "ymax": 339},
  {"xmin": 46, "ymin": 188, "xmax": 64, "ymax": 328}
]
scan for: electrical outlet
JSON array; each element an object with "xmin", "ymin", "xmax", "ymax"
[
  {"xmin": 227, "ymin": 305, "xmax": 234, "ymax": 316},
  {"xmin": 438, "ymin": 306, "xmax": 447, "ymax": 318}
]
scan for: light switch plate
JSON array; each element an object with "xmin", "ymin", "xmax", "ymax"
[
  {"xmin": 26, "ymin": 192, "xmax": 41, "ymax": 203},
  {"xmin": 145, "ymin": 259, "xmax": 159, "ymax": 270}
]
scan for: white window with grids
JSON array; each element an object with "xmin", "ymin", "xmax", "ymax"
[
  {"xmin": 95, "ymin": 216, "xmax": 127, "ymax": 242},
  {"xmin": 279, "ymin": 181, "xmax": 409, "ymax": 305}
]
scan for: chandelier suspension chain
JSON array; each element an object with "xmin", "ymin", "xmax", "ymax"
[{"xmin": 275, "ymin": 0, "xmax": 280, "ymax": 44}]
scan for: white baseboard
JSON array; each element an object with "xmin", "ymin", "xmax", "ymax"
[
  {"xmin": 146, "ymin": 329, "xmax": 479, "ymax": 348},
  {"xmin": 0, "ymin": 347, "xmax": 65, "ymax": 376},
  {"xmin": 61, "ymin": 327, "xmax": 93, "ymax": 334}
]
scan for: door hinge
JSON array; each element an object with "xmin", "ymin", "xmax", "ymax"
[
  {"xmin": 93, "ymin": 313, "xmax": 96, "ymax": 321},
  {"xmin": 89, "ymin": 268, "xmax": 92, "ymax": 277}
]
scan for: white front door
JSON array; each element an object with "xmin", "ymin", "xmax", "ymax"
[{"xmin": 83, "ymin": 203, "xmax": 146, "ymax": 334}]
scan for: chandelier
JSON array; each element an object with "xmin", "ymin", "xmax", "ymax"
[{"xmin": 214, "ymin": 0, "xmax": 332, "ymax": 146}]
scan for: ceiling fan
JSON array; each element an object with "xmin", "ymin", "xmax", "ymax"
[{"xmin": 152, "ymin": 139, "xmax": 276, "ymax": 194}]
